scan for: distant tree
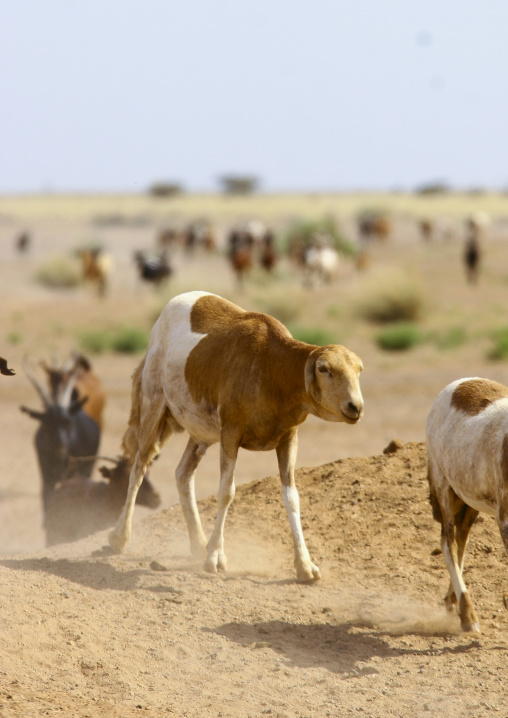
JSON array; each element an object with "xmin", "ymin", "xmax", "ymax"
[
  {"xmin": 148, "ymin": 182, "xmax": 184, "ymax": 198},
  {"xmin": 415, "ymin": 181, "xmax": 450, "ymax": 195},
  {"xmin": 219, "ymin": 175, "xmax": 259, "ymax": 195}
]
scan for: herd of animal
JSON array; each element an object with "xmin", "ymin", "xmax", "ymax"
[
  {"xmin": 2, "ymin": 271, "xmax": 507, "ymax": 633},
  {"xmin": 14, "ymin": 211, "xmax": 490, "ymax": 299}
]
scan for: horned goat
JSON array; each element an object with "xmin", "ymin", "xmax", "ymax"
[{"xmin": 109, "ymin": 291, "xmax": 364, "ymax": 582}]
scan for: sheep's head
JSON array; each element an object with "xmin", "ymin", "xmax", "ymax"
[{"xmin": 304, "ymin": 345, "xmax": 364, "ymax": 424}]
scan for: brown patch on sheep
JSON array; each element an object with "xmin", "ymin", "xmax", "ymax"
[{"xmin": 451, "ymin": 379, "xmax": 508, "ymax": 416}]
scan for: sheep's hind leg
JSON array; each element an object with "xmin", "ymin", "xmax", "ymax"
[
  {"xmin": 443, "ymin": 503, "xmax": 478, "ymax": 611},
  {"xmin": 277, "ymin": 429, "xmax": 320, "ymax": 583},
  {"xmin": 176, "ymin": 437, "xmax": 210, "ymax": 559},
  {"xmin": 109, "ymin": 403, "xmax": 169, "ymax": 553},
  {"xmin": 204, "ymin": 442, "xmax": 237, "ymax": 574},
  {"xmin": 440, "ymin": 490, "xmax": 480, "ymax": 632}
]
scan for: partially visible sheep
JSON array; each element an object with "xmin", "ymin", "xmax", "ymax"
[{"xmin": 426, "ymin": 377, "xmax": 508, "ymax": 633}]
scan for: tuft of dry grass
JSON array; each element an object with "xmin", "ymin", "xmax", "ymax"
[
  {"xmin": 355, "ymin": 270, "xmax": 425, "ymax": 324},
  {"xmin": 34, "ymin": 255, "xmax": 81, "ymax": 289}
]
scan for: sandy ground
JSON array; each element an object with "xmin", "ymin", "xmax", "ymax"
[{"xmin": 2, "ymin": 202, "xmax": 508, "ymax": 717}]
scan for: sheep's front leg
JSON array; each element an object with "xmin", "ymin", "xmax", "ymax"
[
  {"xmin": 204, "ymin": 440, "xmax": 237, "ymax": 574},
  {"xmin": 277, "ymin": 429, "xmax": 320, "ymax": 583}
]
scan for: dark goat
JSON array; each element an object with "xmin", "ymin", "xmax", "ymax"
[
  {"xmin": 20, "ymin": 358, "xmax": 101, "ymax": 520},
  {"xmin": 45, "ymin": 457, "xmax": 161, "ymax": 547},
  {"xmin": 134, "ymin": 250, "xmax": 173, "ymax": 286}
]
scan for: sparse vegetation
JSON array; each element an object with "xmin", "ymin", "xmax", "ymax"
[
  {"xmin": 34, "ymin": 256, "xmax": 81, "ymax": 289},
  {"xmin": 376, "ymin": 323, "xmax": 422, "ymax": 351},
  {"xmin": 288, "ymin": 325, "xmax": 338, "ymax": 346},
  {"xmin": 487, "ymin": 328, "xmax": 508, "ymax": 360},
  {"xmin": 356, "ymin": 273, "xmax": 425, "ymax": 324},
  {"xmin": 78, "ymin": 326, "xmax": 149, "ymax": 354},
  {"xmin": 431, "ymin": 326, "xmax": 467, "ymax": 351},
  {"xmin": 283, "ymin": 215, "xmax": 357, "ymax": 258}
]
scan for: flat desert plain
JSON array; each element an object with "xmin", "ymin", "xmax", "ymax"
[{"xmin": 1, "ymin": 193, "xmax": 508, "ymax": 717}]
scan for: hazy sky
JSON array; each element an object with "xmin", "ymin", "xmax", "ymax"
[{"xmin": 1, "ymin": 1, "xmax": 507, "ymax": 194}]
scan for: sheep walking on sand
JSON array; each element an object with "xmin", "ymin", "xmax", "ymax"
[
  {"xmin": 426, "ymin": 377, "xmax": 508, "ymax": 632},
  {"xmin": 109, "ymin": 291, "xmax": 364, "ymax": 582}
]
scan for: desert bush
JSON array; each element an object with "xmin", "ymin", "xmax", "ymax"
[
  {"xmin": 283, "ymin": 216, "xmax": 357, "ymax": 258},
  {"xmin": 111, "ymin": 327, "xmax": 149, "ymax": 354},
  {"xmin": 78, "ymin": 326, "xmax": 149, "ymax": 355},
  {"xmin": 376, "ymin": 323, "xmax": 422, "ymax": 351},
  {"xmin": 255, "ymin": 290, "xmax": 306, "ymax": 325},
  {"xmin": 432, "ymin": 326, "xmax": 467, "ymax": 351},
  {"xmin": 34, "ymin": 256, "xmax": 81, "ymax": 289},
  {"xmin": 356, "ymin": 274, "xmax": 424, "ymax": 324},
  {"xmin": 288, "ymin": 325, "xmax": 338, "ymax": 346},
  {"xmin": 487, "ymin": 328, "xmax": 508, "ymax": 360}
]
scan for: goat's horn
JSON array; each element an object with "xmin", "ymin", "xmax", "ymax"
[
  {"xmin": 23, "ymin": 356, "xmax": 50, "ymax": 408},
  {"xmin": 60, "ymin": 366, "xmax": 77, "ymax": 408}
]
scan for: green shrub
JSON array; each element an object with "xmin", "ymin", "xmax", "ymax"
[
  {"xmin": 488, "ymin": 328, "xmax": 508, "ymax": 360},
  {"xmin": 78, "ymin": 326, "xmax": 149, "ymax": 355},
  {"xmin": 376, "ymin": 323, "xmax": 422, "ymax": 351},
  {"xmin": 433, "ymin": 326, "xmax": 467, "ymax": 351},
  {"xmin": 111, "ymin": 327, "xmax": 149, "ymax": 354},
  {"xmin": 283, "ymin": 216, "xmax": 357, "ymax": 258},
  {"xmin": 288, "ymin": 325, "xmax": 337, "ymax": 346},
  {"xmin": 78, "ymin": 330, "xmax": 112, "ymax": 354},
  {"xmin": 34, "ymin": 256, "xmax": 81, "ymax": 289},
  {"xmin": 357, "ymin": 276, "xmax": 424, "ymax": 324}
]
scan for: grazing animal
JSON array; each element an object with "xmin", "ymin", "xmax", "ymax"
[
  {"xmin": 358, "ymin": 213, "xmax": 391, "ymax": 243},
  {"xmin": 463, "ymin": 217, "xmax": 482, "ymax": 284},
  {"xmin": 134, "ymin": 250, "xmax": 173, "ymax": 286},
  {"xmin": 0, "ymin": 357, "xmax": 15, "ymax": 376},
  {"xmin": 227, "ymin": 230, "xmax": 253, "ymax": 286},
  {"xmin": 426, "ymin": 377, "xmax": 508, "ymax": 632},
  {"xmin": 78, "ymin": 247, "xmax": 113, "ymax": 296},
  {"xmin": 41, "ymin": 353, "xmax": 106, "ymax": 430},
  {"xmin": 302, "ymin": 234, "xmax": 340, "ymax": 286},
  {"xmin": 21, "ymin": 358, "xmax": 101, "ymax": 520},
  {"xmin": 109, "ymin": 291, "xmax": 364, "ymax": 582},
  {"xmin": 419, "ymin": 218, "xmax": 433, "ymax": 242},
  {"xmin": 15, "ymin": 231, "xmax": 31, "ymax": 254},
  {"xmin": 259, "ymin": 231, "xmax": 278, "ymax": 272},
  {"xmin": 45, "ymin": 457, "xmax": 161, "ymax": 547}
]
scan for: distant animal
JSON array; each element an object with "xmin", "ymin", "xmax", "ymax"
[
  {"xmin": 259, "ymin": 231, "xmax": 278, "ymax": 272},
  {"xmin": 302, "ymin": 235, "xmax": 340, "ymax": 286},
  {"xmin": 108, "ymin": 291, "xmax": 364, "ymax": 582},
  {"xmin": 419, "ymin": 218, "xmax": 433, "ymax": 242},
  {"xmin": 0, "ymin": 357, "xmax": 15, "ymax": 376},
  {"xmin": 78, "ymin": 247, "xmax": 113, "ymax": 296},
  {"xmin": 134, "ymin": 250, "xmax": 173, "ymax": 286},
  {"xmin": 227, "ymin": 230, "xmax": 254, "ymax": 286},
  {"xmin": 426, "ymin": 377, "xmax": 508, "ymax": 632},
  {"xmin": 21, "ymin": 358, "xmax": 101, "ymax": 521},
  {"xmin": 40, "ymin": 353, "xmax": 106, "ymax": 430},
  {"xmin": 358, "ymin": 214, "xmax": 391, "ymax": 243},
  {"xmin": 464, "ymin": 219, "xmax": 481, "ymax": 284},
  {"xmin": 15, "ymin": 231, "xmax": 31, "ymax": 254},
  {"xmin": 45, "ymin": 456, "xmax": 161, "ymax": 547}
]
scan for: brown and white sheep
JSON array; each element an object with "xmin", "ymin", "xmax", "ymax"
[
  {"xmin": 426, "ymin": 377, "xmax": 508, "ymax": 632},
  {"xmin": 109, "ymin": 291, "xmax": 364, "ymax": 582}
]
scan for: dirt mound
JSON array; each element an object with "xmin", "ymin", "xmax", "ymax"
[{"xmin": 1, "ymin": 442, "xmax": 507, "ymax": 717}]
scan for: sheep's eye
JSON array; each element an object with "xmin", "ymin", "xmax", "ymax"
[{"xmin": 318, "ymin": 366, "xmax": 331, "ymax": 375}]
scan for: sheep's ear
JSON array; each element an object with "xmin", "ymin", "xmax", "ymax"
[{"xmin": 304, "ymin": 351, "xmax": 321, "ymax": 402}]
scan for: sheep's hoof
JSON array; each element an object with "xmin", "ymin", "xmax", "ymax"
[
  {"xmin": 203, "ymin": 553, "xmax": 227, "ymax": 574},
  {"xmin": 462, "ymin": 621, "xmax": 481, "ymax": 634},
  {"xmin": 296, "ymin": 562, "xmax": 321, "ymax": 583},
  {"xmin": 503, "ymin": 592, "xmax": 508, "ymax": 611},
  {"xmin": 108, "ymin": 529, "xmax": 127, "ymax": 553}
]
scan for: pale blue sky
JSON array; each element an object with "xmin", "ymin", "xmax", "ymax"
[{"xmin": 1, "ymin": 1, "xmax": 507, "ymax": 193}]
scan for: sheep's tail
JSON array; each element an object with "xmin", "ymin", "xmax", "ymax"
[
  {"xmin": 427, "ymin": 463, "xmax": 443, "ymax": 523},
  {"xmin": 121, "ymin": 356, "xmax": 146, "ymax": 463}
]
